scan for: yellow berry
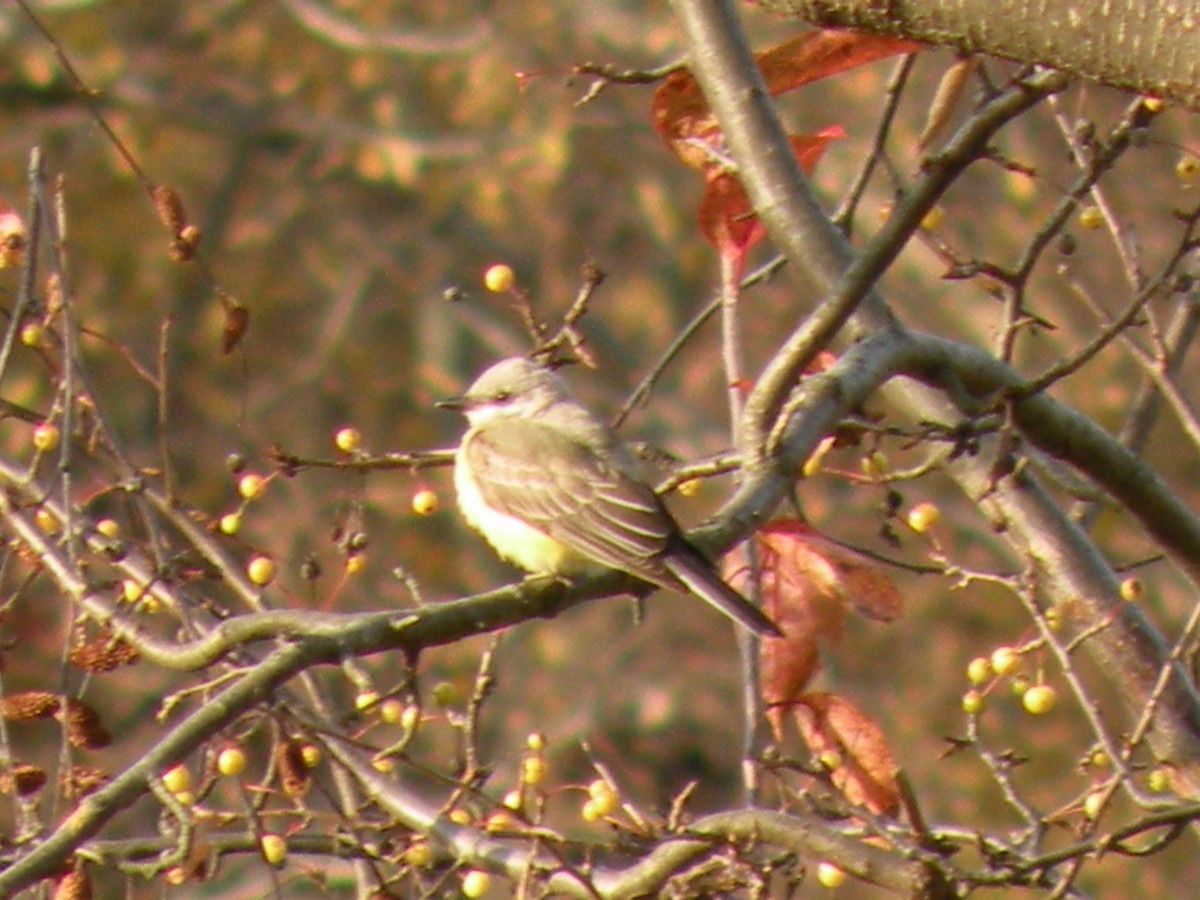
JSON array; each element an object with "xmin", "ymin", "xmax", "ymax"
[
  {"xmin": 217, "ymin": 746, "xmax": 247, "ymax": 777},
  {"xmin": 140, "ymin": 595, "xmax": 161, "ymax": 614},
  {"xmin": 1010, "ymin": 674, "xmax": 1031, "ymax": 696},
  {"xmin": 1142, "ymin": 96, "xmax": 1164, "ymax": 112},
  {"xmin": 334, "ymin": 427, "xmax": 361, "ymax": 453},
  {"xmin": 379, "ymin": 698, "xmax": 404, "ymax": 724},
  {"xmin": 906, "ymin": 502, "xmax": 940, "ymax": 533},
  {"xmin": 961, "ymin": 690, "xmax": 985, "ymax": 715},
  {"xmin": 502, "ymin": 789, "xmax": 522, "ymax": 810},
  {"xmin": 461, "ymin": 869, "xmax": 491, "ymax": 898},
  {"xmin": 345, "ymin": 554, "xmax": 365, "ymax": 574},
  {"xmin": 259, "ymin": 834, "xmax": 287, "ymax": 866},
  {"xmin": 1119, "ymin": 577, "xmax": 1143, "ymax": 601},
  {"xmin": 1078, "ymin": 205, "xmax": 1104, "ymax": 229},
  {"xmin": 246, "ymin": 555, "xmax": 275, "ymax": 586},
  {"xmin": 520, "ymin": 756, "xmax": 546, "ymax": 786},
  {"xmin": 34, "ymin": 508, "xmax": 58, "ymax": 534},
  {"xmin": 161, "ymin": 764, "xmax": 191, "ymax": 794},
  {"xmin": 586, "ymin": 779, "xmax": 619, "ymax": 816},
  {"xmin": 580, "ymin": 798, "xmax": 602, "ymax": 822},
  {"xmin": 165, "ymin": 867, "xmax": 187, "ymax": 885},
  {"xmin": 1083, "ymin": 790, "xmax": 1105, "ymax": 819},
  {"xmin": 172, "ymin": 790, "xmax": 195, "ymax": 807},
  {"xmin": 1147, "ymin": 767, "xmax": 1171, "ymax": 793},
  {"xmin": 95, "ymin": 518, "xmax": 120, "ymax": 538},
  {"xmin": 411, "ymin": 488, "xmax": 438, "ymax": 515},
  {"xmin": 355, "ymin": 690, "xmax": 380, "ymax": 712},
  {"xmin": 448, "ymin": 808, "xmax": 472, "ymax": 825},
  {"xmin": 485, "ymin": 811, "xmax": 516, "ymax": 831},
  {"xmin": 990, "ymin": 646, "xmax": 1019, "ymax": 676},
  {"xmin": 817, "ymin": 749, "xmax": 842, "ymax": 771},
  {"xmin": 20, "ymin": 322, "xmax": 44, "ymax": 347},
  {"xmin": 1044, "ymin": 606, "xmax": 1064, "ymax": 631},
  {"xmin": 299, "ymin": 744, "xmax": 321, "ymax": 768},
  {"xmin": 404, "ymin": 840, "xmax": 432, "ymax": 867},
  {"xmin": 122, "ymin": 579, "xmax": 145, "ymax": 604},
  {"xmin": 432, "ymin": 681, "xmax": 458, "ymax": 707},
  {"xmin": 675, "ymin": 478, "xmax": 700, "ymax": 497},
  {"xmin": 920, "ymin": 206, "xmax": 944, "ymax": 230},
  {"xmin": 483, "ymin": 263, "xmax": 515, "ymax": 293},
  {"xmin": 966, "ymin": 656, "xmax": 991, "ymax": 684},
  {"xmin": 32, "ymin": 423, "xmax": 60, "ymax": 452},
  {"xmin": 1089, "ymin": 749, "xmax": 1110, "ymax": 768},
  {"xmin": 371, "ymin": 756, "xmax": 394, "ymax": 773},
  {"xmin": 816, "ymin": 861, "xmax": 847, "ymax": 888},
  {"xmin": 219, "ymin": 512, "xmax": 241, "ymax": 535},
  {"xmin": 1175, "ymin": 155, "xmax": 1199, "ymax": 183},
  {"xmin": 1022, "ymin": 683, "xmax": 1058, "ymax": 715},
  {"xmin": 238, "ymin": 473, "xmax": 265, "ymax": 500},
  {"xmin": 526, "ymin": 732, "xmax": 546, "ymax": 752}
]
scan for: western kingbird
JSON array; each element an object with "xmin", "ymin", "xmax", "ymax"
[{"xmin": 439, "ymin": 357, "xmax": 782, "ymax": 637}]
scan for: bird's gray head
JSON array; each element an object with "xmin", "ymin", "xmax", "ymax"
[{"xmin": 449, "ymin": 357, "xmax": 573, "ymax": 426}]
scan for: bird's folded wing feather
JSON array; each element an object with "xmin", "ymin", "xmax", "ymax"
[{"xmin": 465, "ymin": 418, "xmax": 672, "ymax": 577}]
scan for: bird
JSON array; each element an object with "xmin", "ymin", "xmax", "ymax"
[{"xmin": 438, "ymin": 356, "xmax": 782, "ymax": 637}]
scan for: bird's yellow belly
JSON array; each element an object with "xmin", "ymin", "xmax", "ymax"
[{"xmin": 454, "ymin": 453, "xmax": 595, "ymax": 575}]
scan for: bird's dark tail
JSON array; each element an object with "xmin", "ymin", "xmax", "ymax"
[{"xmin": 664, "ymin": 551, "xmax": 783, "ymax": 637}]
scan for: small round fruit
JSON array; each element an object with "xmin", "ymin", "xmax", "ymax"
[
  {"xmin": 990, "ymin": 646, "xmax": 1019, "ymax": 676},
  {"xmin": 906, "ymin": 502, "xmax": 940, "ymax": 533},
  {"xmin": 379, "ymin": 698, "xmax": 404, "ymax": 724},
  {"xmin": 237, "ymin": 473, "xmax": 265, "ymax": 500},
  {"xmin": 461, "ymin": 869, "xmax": 491, "ymax": 898},
  {"xmin": 299, "ymin": 744, "xmax": 321, "ymax": 768},
  {"xmin": 1083, "ymin": 790, "xmax": 1104, "ymax": 819},
  {"xmin": 354, "ymin": 691, "xmax": 380, "ymax": 712},
  {"xmin": 344, "ymin": 554, "xmax": 365, "ymax": 575},
  {"xmin": 676, "ymin": 478, "xmax": 700, "ymax": 497},
  {"xmin": 816, "ymin": 861, "xmax": 847, "ymax": 888},
  {"xmin": 448, "ymin": 808, "xmax": 471, "ymax": 825},
  {"xmin": 581, "ymin": 798, "xmax": 602, "ymax": 822},
  {"xmin": 32, "ymin": 423, "xmax": 60, "ymax": 452},
  {"xmin": 587, "ymin": 779, "xmax": 619, "ymax": 816},
  {"xmin": 1078, "ymin": 205, "xmax": 1104, "ymax": 229},
  {"xmin": 259, "ymin": 833, "xmax": 287, "ymax": 866},
  {"xmin": 431, "ymin": 681, "xmax": 458, "ymax": 707},
  {"xmin": 1022, "ymin": 683, "xmax": 1058, "ymax": 715},
  {"xmin": 334, "ymin": 427, "xmax": 361, "ymax": 453},
  {"xmin": 122, "ymin": 579, "xmax": 145, "ymax": 603},
  {"xmin": 217, "ymin": 746, "xmax": 247, "ymax": 777},
  {"xmin": 95, "ymin": 518, "xmax": 120, "ymax": 538},
  {"xmin": 961, "ymin": 690, "xmax": 985, "ymax": 715},
  {"xmin": 920, "ymin": 206, "xmax": 944, "ymax": 230},
  {"xmin": 966, "ymin": 657, "xmax": 991, "ymax": 684},
  {"xmin": 502, "ymin": 789, "xmax": 522, "ymax": 810},
  {"xmin": 486, "ymin": 811, "xmax": 516, "ymax": 831},
  {"xmin": 520, "ymin": 756, "xmax": 546, "ymax": 786},
  {"xmin": 526, "ymin": 732, "xmax": 546, "ymax": 752},
  {"xmin": 371, "ymin": 756, "xmax": 394, "ymax": 773},
  {"xmin": 246, "ymin": 555, "xmax": 275, "ymax": 586},
  {"xmin": 411, "ymin": 488, "xmax": 438, "ymax": 515},
  {"xmin": 1147, "ymin": 767, "xmax": 1171, "ymax": 793},
  {"xmin": 483, "ymin": 263, "xmax": 515, "ymax": 293},
  {"xmin": 404, "ymin": 840, "xmax": 432, "ymax": 867},
  {"xmin": 1119, "ymin": 577, "xmax": 1143, "ymax": 601},
  {"xmin": 817, "ymin": 749, "xmax": 842, "ymax": 771},
  {"xmin": 400, "ymin": 705, "xmax": 420, "ymax": 731},
  {"xmin": 34, "ymin": 508, "xmax": 58, "ymax": 534},
  {"xmin": 219, "ymin": 512, "xmax": 241, "ymax": 535},
  {"xmin": 1175, "ymin": 155, "xmax": 1199, "ymax": 183},
  {"xmin": 20, "ymin": 322, "xmax": 44, "ymax": 347},
  {"xmin": 161, "ymin": 764, "xmax": 191, "ymax": 794}
]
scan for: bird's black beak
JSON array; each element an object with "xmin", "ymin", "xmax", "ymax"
[{"xmin": 435, "ymin": 395, "xmax": 468, "ymax": 411}]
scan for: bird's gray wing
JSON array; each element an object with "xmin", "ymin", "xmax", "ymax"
[{"xmin": 464, "ymin": 418, "xmax": 673, "ymax": 577}]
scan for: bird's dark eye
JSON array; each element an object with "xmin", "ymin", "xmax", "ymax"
[{"xmin": 492, "ymin": 390, "xmax": 513, "ymax": 403}]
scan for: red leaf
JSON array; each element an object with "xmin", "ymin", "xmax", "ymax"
[
  {"xmin": 756, "ymin": 30, "xmax": 924, "ymax": 97},
  {"xmin": 759, "ymin": 520, "xmax": 902, "ymax": 623},
  {"xmin": 697, "ymin": 129, "xmax": 844, "ymax": 265},
  {"xmin": 794, "ymin": 691, "xmax": 901, "ymax": 815}
]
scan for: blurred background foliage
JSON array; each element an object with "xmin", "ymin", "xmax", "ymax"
[{"xmin": 1, "ymin": 0, "xmax": 1199, "ymax": 894}]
